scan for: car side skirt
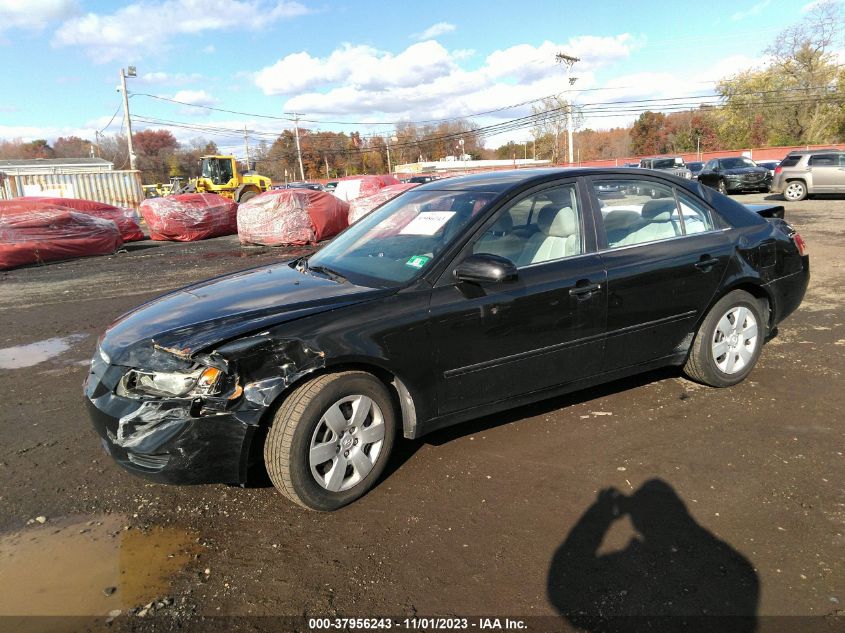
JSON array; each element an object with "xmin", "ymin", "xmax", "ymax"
[{"xmin": 412, "ymin": 352, "xmax": 688, "ymax": 439}]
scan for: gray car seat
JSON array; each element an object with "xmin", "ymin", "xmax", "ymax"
[
  {"xmin": 616, "ymin": 199, "xmax": 681, "ymax": 246},
  {"xmin": 473, "ymin": 213, "xmax": 525, "ymax": 262},
  {"xmin": 517, "ymin": 206, "xmax": 580, "ymax": 266}
]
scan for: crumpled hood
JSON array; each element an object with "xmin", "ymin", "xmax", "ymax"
[
  {"xmin": 723, "ymin": 167, "xmax": 768, "ymax": 176},
  {"xmin": 101, "ymin": 262, "xmax": 393, "ymax": 366}
]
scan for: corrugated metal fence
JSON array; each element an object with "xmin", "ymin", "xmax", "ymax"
[{"xmin": 0, "ymin": 170, "xmax": 144, "ymax": 209}]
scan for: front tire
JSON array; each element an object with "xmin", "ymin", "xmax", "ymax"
[
  {"xmin": 684, "ymin": 290, "xmax": 764, "ymax": 387},
  {"xmin": 717, "ymin": 179, "xmax": 728, "ymax": 195},
  {"xmin": 783, "ymin": 180, "xmax": 807, "ymax": 201},
  {"xmin": 264, "ymin": 371, "xmax": 396, "ymax": 511},
  {"xmin": 238, "ymin": 189, "xmax": 258, "ymax": 204}
]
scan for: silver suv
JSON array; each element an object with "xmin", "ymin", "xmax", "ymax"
[{"xmin": 772, "ymin": 150, "xmax": 845, "ymax": 201}]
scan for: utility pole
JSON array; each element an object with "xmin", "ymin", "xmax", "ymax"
[
  {"xmin": 324, "ymin": 155, "xmax": 329, "ymax": 179},
  {"xmin": 243, "ymin": 126, "xmax": 250, "ymax": 168},
  {"xmin": 555, "ymin": 53, "xmax": 580, "ymax": 164},
  {"xmin": 292, "ymin": 112, "xmax": 305, "ymax": 181},
  {"xmin": 386, "ymin": 137, "xmax": 392, "ymax": 174},
  {"xmin": 94, "ymin": 131, "xmax": 101, "ymax": 158},
  {"xmin": 118, "ymin": 66, "xmax": 137, "ymax": 170}
]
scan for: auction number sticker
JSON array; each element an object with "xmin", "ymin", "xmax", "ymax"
[{"xmin": 399, "ymin": 211, "xmax": 455, "ymax": 236}]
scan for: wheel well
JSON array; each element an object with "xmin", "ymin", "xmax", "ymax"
[
  {"xmin": 716, "ymin": 283, "xmax": 773, "ymax": 333},
  {"xmin": 256, "ymin": 362, "xmax": 416, "ymax": 438}
]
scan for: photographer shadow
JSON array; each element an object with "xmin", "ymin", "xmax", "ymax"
[{"xmin": 547, "ymin": 479, "xmax": 759, "ymax": 633}]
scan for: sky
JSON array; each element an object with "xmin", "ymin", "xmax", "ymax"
[{"xmin": 0, "ymin": 0, "xmax": 837, "ymax": 158}]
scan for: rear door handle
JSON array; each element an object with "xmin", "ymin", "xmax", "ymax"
[{"xmin": 694, "ymin": 257, "xmax": 719, "ymax": 271}]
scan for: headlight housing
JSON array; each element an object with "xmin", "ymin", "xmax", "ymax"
[{"xmin": 117, "ymin": 366, "xmax": 222, "ymax": 399}]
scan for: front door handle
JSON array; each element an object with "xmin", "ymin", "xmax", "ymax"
[
  {"xmin": 570, "ymin": 281, "xmax": 602, "ymax": 298},
  {"xmin": 694, "ymin": 256, "xmax": 719, "ymax": 271}
]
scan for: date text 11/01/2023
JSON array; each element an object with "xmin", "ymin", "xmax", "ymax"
[{"xmin": 308, "ymin": 617, "xmax": 527, "ymax": 630}]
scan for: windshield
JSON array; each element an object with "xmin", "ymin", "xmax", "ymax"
[
  {"xmin": 720, "ymin": 157, "xmax": 757, "ymax": 169},
  {"xmin": 306, "ymin": 189, "xmax": 494, "ymax": 287},
  {"xmin": 652, "ymin": 159, "xmax": 680, "ymax": 169},
  {"xmin": 201, "ymin": 158, "xmax": 233, "ymax": 185}
]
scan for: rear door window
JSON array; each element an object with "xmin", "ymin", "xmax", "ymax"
[{"xmin": 593, "ymin": 179, "xmax": 717, "ymax": 248}]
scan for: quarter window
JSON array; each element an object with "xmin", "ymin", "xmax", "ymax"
[
  {"xmin": 809, "ymin": 154, "xmax": 838, "ymax": 166},
  {"xmin": 677, "ymin": 192, "xmax": 716, "ymax": 234},
  {"xmin": 472, "ymin": 184, "xmax": 581, "ymax": 267}
]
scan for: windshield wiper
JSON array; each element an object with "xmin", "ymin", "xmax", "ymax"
[{"xmin": 306, "ymin": 262, "xmax": 348, "ymax": 283}]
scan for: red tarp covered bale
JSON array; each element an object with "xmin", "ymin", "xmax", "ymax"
[
  {"xmin": 0, "ymin": 208, "xmax": 123, "ymax": 270},
  {"xmin": 139, "ymin": 193, "xmax": 238, "ymax": 241},
  {"xmin": 0, "ymin": 197, "xmax": 144, "ymax": 242},
  {"xmin": 237, "ymin": 189, "xmax": 350, "ymax": 246},
  {"xmin": 331, "ymin": 174, "xmax": 401, "ymax": 202},
  {"xmin": 347, "ymin": 182, "xmax": 420, "ymax": 224}
]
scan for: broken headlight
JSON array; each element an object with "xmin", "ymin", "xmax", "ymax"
[{"xmin": 117, "ymin": 366, "xmax": 222, "ymax": 399}]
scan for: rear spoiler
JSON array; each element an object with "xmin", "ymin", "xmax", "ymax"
[{"xmin": 744, "ymin": 203, "xmax": 785, "ymax": 219}]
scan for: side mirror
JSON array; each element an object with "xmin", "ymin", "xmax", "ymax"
[{"xmin": 454, "ymin": 253, "xmax": 517, "ymax": 284}]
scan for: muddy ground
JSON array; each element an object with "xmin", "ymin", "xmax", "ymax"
[{"xmin": 0, "ymin": 193, "xmax": 843, "ymax": 633}]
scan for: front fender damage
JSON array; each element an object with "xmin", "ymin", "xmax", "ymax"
[
  {"xmin": 217, "ymin": 334, "xmax": 326, "ymax": 408},
  {"xmin": 109, "ymin": 336, "xmax": 326, "ymax": 467}
]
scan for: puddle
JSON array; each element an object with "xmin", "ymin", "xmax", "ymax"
[
  {"xmin": 0, "ymin": 514, "xmax": 200, "ymax": 617},
  {"xmin": 0, "ymin": 334, "xmax": 89, "ymax": 369}
]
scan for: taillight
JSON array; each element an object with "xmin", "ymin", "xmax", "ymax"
[
  {"xmin": 774, "ymin": 166, "xmax": 782, "ymax": 175},
  {"xmin": 792, "ymin": 232, "xmax": 806, "ymax": 256}
]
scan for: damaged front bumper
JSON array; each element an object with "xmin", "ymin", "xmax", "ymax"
[{"xmin": 84, "ymin": 348, "xmax": 260, "ymax": 485}]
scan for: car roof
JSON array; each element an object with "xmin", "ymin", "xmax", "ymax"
[
  {"xmin": 412, "ymin": 167, "xmax": 690, "ymax": 195},
  {"xmin": 787, "ymin": 148, "xmax": 843, "ymax": 155}
]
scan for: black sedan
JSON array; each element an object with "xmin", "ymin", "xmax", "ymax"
[
  {"xmin": 698, "ymin": 157, "xmax": 772, "ymax": 194},
  {"xmin": 85, "ymin": 169, "xmax": 809, "ymax": 510}
]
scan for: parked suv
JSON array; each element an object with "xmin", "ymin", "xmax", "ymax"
[
  {"xmin": 638, "ymin": 157, "xmax": 693, "ymax": 180},
  {"xmin": 772, "ymin": 150, "xmax": 845, "ymax": 201}
]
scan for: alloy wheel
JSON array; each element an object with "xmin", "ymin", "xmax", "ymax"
[
  {"xmin": 784, "ymin": 182, "xmax": 806, "ymax": 201},
  {"xmin": 309, "ymin": 395, "xmax": 385, "ymax": 492},
  {"xmin": 712, "ymin": 306, "xmax": 759, "ymax": 375}
]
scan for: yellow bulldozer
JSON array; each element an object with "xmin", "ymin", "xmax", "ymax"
[{"xmin": 176, "ymin": 155, "xmax": 272, "ymax": 203}]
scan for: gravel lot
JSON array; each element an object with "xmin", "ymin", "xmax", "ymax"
[{"xmin": 0, "ymin": 192, "xmax": 843, "ymax": 632}]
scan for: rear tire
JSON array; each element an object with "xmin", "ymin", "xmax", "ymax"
[
  {"xmin": 717, "ymin": 179, "xmax": 728, "ymax": 195},
  {"xmin": 783, "ymin": 180, "xmax": 807, "ymax": 201},
  {"xmin": 684, "ymin": 290, "xmax": 764, "ymax": 387},
  {"xmin": 264, "ymin": 371, "xmax": 396, "ymax": 511}
]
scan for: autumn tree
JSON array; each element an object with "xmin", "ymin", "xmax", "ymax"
[
  {"xmin": 717, "ymin": 0, "xmax": 844, "ymax": 146},
  {"xmin": 53, "ymin": 136, "xmax": 93, "ymax": 158}
]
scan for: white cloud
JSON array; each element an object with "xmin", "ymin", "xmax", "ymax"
[
  {"xmin": 254, "ymin": 34, "xmax": 638, "ymax": 138},
  {"xmin": 0, "ymin": 0, "xmax": 77, "ymax": 32},
  {"xmin": 255, "ymin": 35, "xmax": 636, "ymax": 101},
  {"xmin": 414, "ymin": 22, "xmax": 456, "ymax": 40},
  {"xmin": 731, "ymin": 0, "xmax": 771, "ymax": 21},
  {"xmin": 801, "ymin": 0, "xmax": 841, "ymax": 12},
  {"xmin": 172, "ymin": 89, "xmax": 218, "ymax": 106},
  {"xmin": 255, "ymin": 40, "xmax": 458, "ymax": 95},
  {"xmin": 139, "ymin": 71, "xmax": 203, "ymax": 85},
  {"xmin": 53, "ymin": 0, "xmax": 308, "ymax": 62}
]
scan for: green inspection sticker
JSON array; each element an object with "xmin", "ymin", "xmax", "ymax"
[{"xmin": 405, "ymin": 255, "xmax": 431, "ymax": 269}]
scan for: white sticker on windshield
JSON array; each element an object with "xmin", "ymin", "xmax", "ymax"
[{"xmin": 399, "ymin": 211, "xmax": 456, "ymax": 236}]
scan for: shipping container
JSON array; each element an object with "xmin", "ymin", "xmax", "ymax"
[{"xmin": 0, "ymin": 170, "xmax": 145, "ymax": 209}]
